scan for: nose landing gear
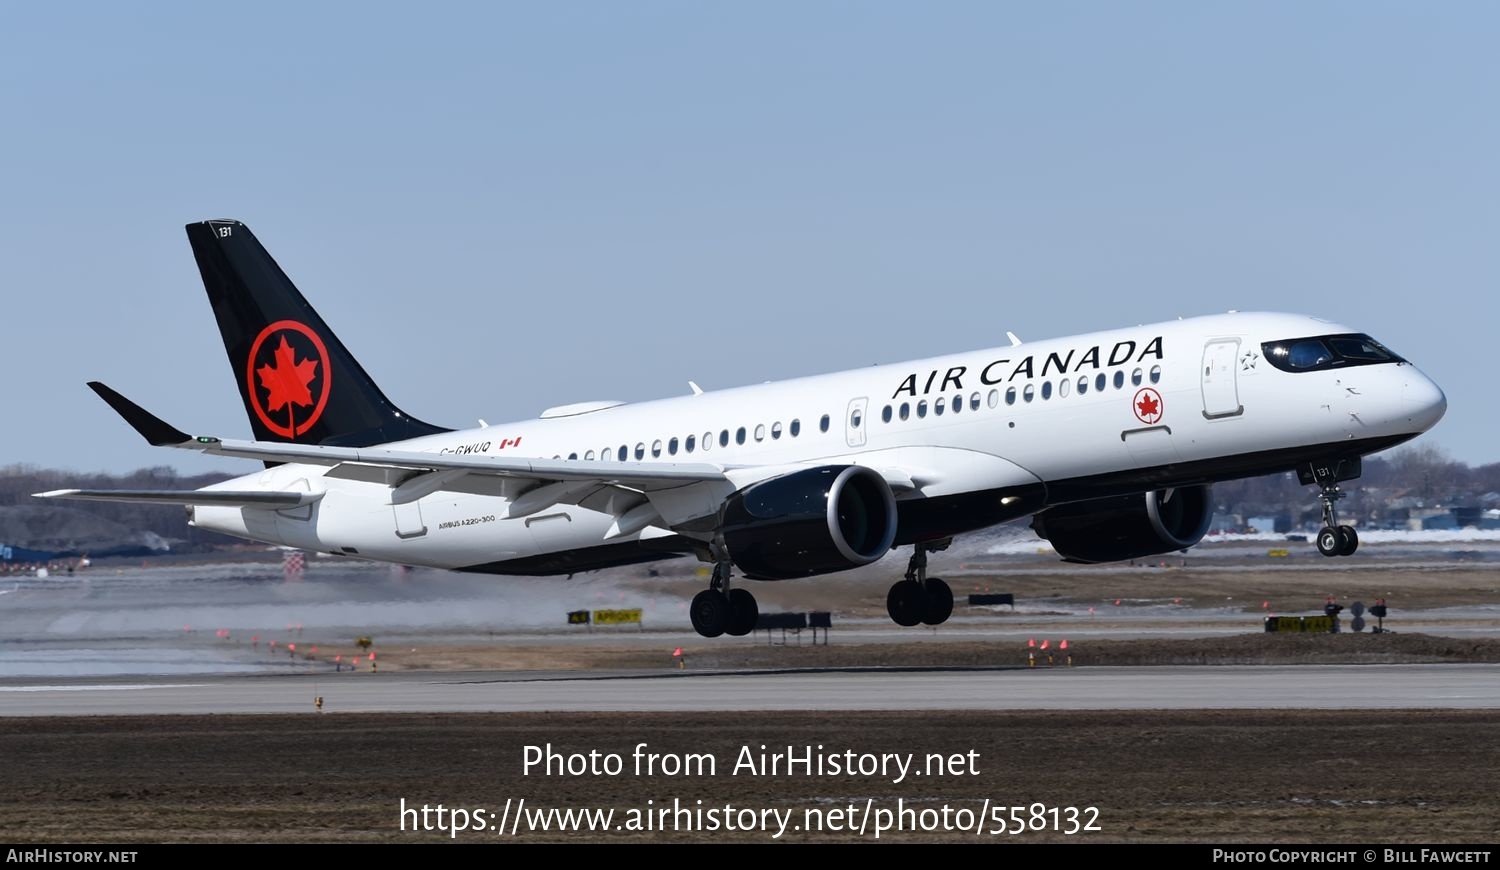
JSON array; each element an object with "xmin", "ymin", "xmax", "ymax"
[{"xmin": 1302, "ymin": 458, "xmax": 1361, "ymax": 558}]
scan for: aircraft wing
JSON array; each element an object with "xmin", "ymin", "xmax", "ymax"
[
  {"xmin": 47, "ymin": 383, "xmax": 929, "ymax": 538},
  {"xmin": 183, "ymin": 438, "xmax": 727, "ymax": 489},
  {"xmin": 83, "ymin": 380, "xmax": 727, "ymax": 490}
]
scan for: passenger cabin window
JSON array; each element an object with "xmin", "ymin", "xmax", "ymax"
[
  {"xmin": 1005, "ymin": 386, "xmax": 1016, "ymax": 405},
  {"xmin": 635, "ymin": 442, "xmax": 646, "ymax": 460},
  {"xmin": 585, "ymin": 450, "xmax": 596, "ymax": 460},
  {"xmin": 1023, "ymin": 384, "xmax": 1035, "ymax": 402},
  {"xmin": 790, "ymin": 419, "xmax": 801, "ymax": 437},
  {"xmin": 951, "ymin": 396, "xmax": 962, "ymax": 414},
  {"xmin": 934, "ymin": 398, "xmax": 945, "ymax": 416},
  {"xmin": 651, "ymin": 440, "xmax": 663, "ymax": 458},
  {"xmin": 1149, "ymin": 365, "xmax": 1162, "ymax": 384},
  {"xmin": 1113, "ymin": 371, "xmax": 1125, "ymax": 389},
  {"xmin": 703, "ymin": 432, "xmax": 712, "ymax": 451},
  {"xmin": 1058, "ymin": 379, "xmax": 1069, "ymax": 398},
  {"xmin": 882, "ymin": 405, "xmax": 893, "ymax": 423},
  {"xmin": 988, "ymin": 389, "xmax": 999, "ymax": 408},
  {"xmin": 1095, "ymin": 373, "xmax": 1106, "ymax": 392},
  {"xmin": 1262, "ymin": 333, "xmax": 1404, "ymax": 373},
  {"xmin": 1131, "ymin": 368, "xmax": 1143, "ymax": 386},
  {"xmin": 686, "ymin": 434, "xmax": 697, "ymax": 453},
  {"xmin": 819, "ymin": 415, "xmax": 830, "ymax": 433},
  {"xmin": 720, "ymin": 430, "xmax": 729, "ymax": 448},
  {"xmin": 754, "ymin": 424, "xmax": 766, "ymax": 441},
  {"xmin": 771, "ymin": 422, "xmax": 782, "ymax": 439},
  {"xmin": 568, "ymin": 452, "xmax": 578, "ymax": 460},
  {"xmin": 618, "ymin": 446, "xmax": 628, "ymax": 461},
  {"xmin": 900, "ymin": 402, "xmax": 910, "ymax": 420},
  {"xmin": 917, "ymin": 400, "xmax": 927, "ymax": 418},
  {"xmin": 668, "ymin": 437, "xmax": 678, "ymax": 456},
  {"xmin": 970, "ymin": 392, "xmax": 980, "ymax": 411},
  {"xmin": 849, "ymin": 410, "xmax": 861, "ymax": 429},
  {"xmin": 736, "ymin": 426, "xmax": 747, "ymax": 445}
]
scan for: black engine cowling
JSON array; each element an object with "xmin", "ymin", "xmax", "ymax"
[
  {"xmin": 1030, "ymin": 485, "xmax": 1213, "ymax": 564},
  {"xmin": 721, "ymin": 465, "xmax": 898, "ymax": 580}
]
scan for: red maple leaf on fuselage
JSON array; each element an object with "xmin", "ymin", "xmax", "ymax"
[
  {"xmin": 257, "ymin": 336, "xmax": 319, "ymax": 413},
  {"xmin": 1137, "ymin": 392, "xmax": 1160, "ymax": 419}
]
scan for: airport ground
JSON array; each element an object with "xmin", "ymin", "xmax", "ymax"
[
  {"xmin": 3, "ymin": 710, "xmax": 1498, "ymax": 843},
  {"xmin": 1, "ymin": 538, "xmax": 1497, "ymax": 843}
]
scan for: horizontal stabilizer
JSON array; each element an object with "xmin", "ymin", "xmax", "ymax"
[
  {"xmin": 34, "ymin": 489, "xmax": 322, "ymax": 509},
  {"xmin": 87, "ymin": 382, "xmax": 192, "ymax": 446}
]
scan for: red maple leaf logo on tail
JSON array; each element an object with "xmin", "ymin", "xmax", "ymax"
[
  {"xmin": 245, "ymin": 320, "xmax": 331, "ymax": 439},
  {"xmin": 257, "ymin": 336, "xmax": 319, "ymax": 415}
]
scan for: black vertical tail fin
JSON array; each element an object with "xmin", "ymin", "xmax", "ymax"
[{"xmin": 187, "ymin": 219, "xmax": 450, "ymax": 446}]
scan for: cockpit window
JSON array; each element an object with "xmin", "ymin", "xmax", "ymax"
[
  {"xmin": 1288, "ymin": 340, "xmax": 1333, "ymax": 369},
  {"xmin": 1327, "ymin": 335, "xmax": 1399, "ymax": 362},
  {"xmin": 1262, "ymin": 333, "xmax": 1405, "ymax": 373}
]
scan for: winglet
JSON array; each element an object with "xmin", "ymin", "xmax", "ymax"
[{"xmin": 87, "ymin": 382, "xmax": 193, "ymax": 446}]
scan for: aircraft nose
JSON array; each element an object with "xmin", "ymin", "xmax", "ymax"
[{"xmin": 1404, "ymin": 372, "xmax": 1447, "ymax": 432}]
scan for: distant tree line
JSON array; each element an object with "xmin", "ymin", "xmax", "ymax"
[
  {"xmin": 1212, "ymin": 445, "xmax": 1500, "ymax": 529},
  {"xmin": 0, "ymin": 464, "xmax": 236, "ymax": 551}
]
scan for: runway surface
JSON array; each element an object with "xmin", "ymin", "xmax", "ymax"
[
  {"xmin": 5, "ymin": 545, "xmax": 1500, "ymax": 679},
  {"xmin": 2, "ymin": 663, "xmax": 1496, "ymax": 716}
]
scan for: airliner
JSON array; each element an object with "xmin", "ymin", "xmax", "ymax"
[{"xmin": 38, "ymin": 220, "xmax": 1448, "ymax": 638}]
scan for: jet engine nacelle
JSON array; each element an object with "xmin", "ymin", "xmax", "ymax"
[
  {"xmin": 1030, "ymin": 485, "xmax": 1214, "ymax": 564},
  {"xmin": 720, "ymin": 465, "xmax": 898, "ymax": 580}
]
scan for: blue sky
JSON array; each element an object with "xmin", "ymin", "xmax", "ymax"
[{"xmin": 2, "ymin": 2, "xmax": 1495, "ymax": 474}]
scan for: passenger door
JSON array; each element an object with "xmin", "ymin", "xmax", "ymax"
[{"xmin": 1201, "ymin": 339, "xmax": 1243, "ymax": 419}]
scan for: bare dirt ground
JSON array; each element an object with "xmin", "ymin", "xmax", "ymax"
[
  {"xmin": 2, "ymin": 710, "xmax": 1496, "ymax": 843},
  {"xmin": 373, "ymin": 631, "xmax": 1500, "ymax": 673}
]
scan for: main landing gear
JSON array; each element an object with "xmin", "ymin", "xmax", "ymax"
[
  {"xmin": 1303, "ymin": 458, "xmax": 1359, "ymax": 558},
  {"xmin": 690, "ymin": 559, "xmax": 759, "ymax": 638},
  {"xmin": 886, "ymin": 539, "xmax": 954, "ymax": 627}
]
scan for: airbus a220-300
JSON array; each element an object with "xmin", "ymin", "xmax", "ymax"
[{"xmin": 39, "ymin": 220, "xmax": 1448, "ymax": 637}]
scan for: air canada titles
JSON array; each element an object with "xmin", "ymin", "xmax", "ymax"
[{"xmin": 892, "ymin": 336, "xmax": 1164, "ymax": 399}]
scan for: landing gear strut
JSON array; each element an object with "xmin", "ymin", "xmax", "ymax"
[
  {"xmin": 690, "ymin": 552, "xmax": 758, "ymax": 638},
  {"xmin": 1304, "ymin": 459, "xmax": 1359, "ymax": 558},
  {"xmin": 886, "ymin": 539, "xmax": 953, "ymax": 627}
]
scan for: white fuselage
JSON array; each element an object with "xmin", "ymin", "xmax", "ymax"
[{"xmin": 190, "ymin": 312, "xmax": 1446, "ymax": 573}]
